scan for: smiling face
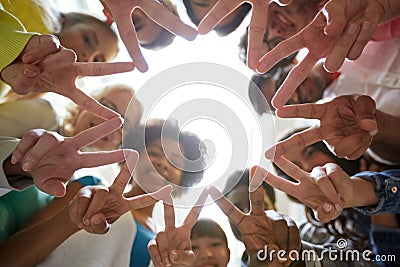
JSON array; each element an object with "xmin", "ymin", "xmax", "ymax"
[
  {"xmin": 192, "ymin": 236, "xmax": 230, "ymax": 267},
  {"xmin": 261, "ymin": 1, "xmax": 318, "ymax": 56},
  {"xmin": 134, "ymin": 138, "xmax": 186, "ymax": 193},
  {"xmin": 58, "ymin": 21, "xmax": 118, "ymax": 62}
]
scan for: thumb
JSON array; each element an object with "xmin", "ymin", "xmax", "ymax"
[
  {"xmin": 354, "ymin": 95, "xmax": 378, "ymax": 136},
  {"xmin": 169, "ymin": 250, "xmax": 195, "ymax": 266},
  {"xmin": 40, "ymin": 178, "xmax": 67, "ymax": 197}
]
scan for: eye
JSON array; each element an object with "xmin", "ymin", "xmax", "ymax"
[
  {"xmin": 83, "ymin": 34, "xmax": 91, "ymax": 46},
  {"xmin": 211, "ymin": 242, "xmax": 222, "ymax": 247},
  {"xmin": 304, "ymin": 146, "xmax": 315, "ymax": 157}
]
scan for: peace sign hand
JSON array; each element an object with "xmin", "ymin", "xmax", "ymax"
[
  {"xmin": 209, "ymin": 167, "xmax": 301, "ymax": 266},
  {"xmin": 148, "ymin": 189, "xmax": 209, "ymax": 267},
  {"xmin": 11, "ymin": 117, "xmax": 128, "ymax": 197},
  {"xmin": 1, "ymin": 60, "xmax": 134, "ymax": 120},
  {"xmin": 198, "ymin": 0, "xmax": 293, "ymax": 70},
  {"xmin": 102, "ymin": 0, "xmax": 197, "ymax": 72},
  {"xmin": 266, "ymin": 95, "xmax": 378, "ymax": 160},
  {"xmin": 69, "ymin": 150, "xmax": 173, "ymax": 234}
]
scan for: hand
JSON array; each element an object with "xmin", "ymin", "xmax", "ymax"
[
  {"xmin": 68, "ymin": 151, "xmax": 173, "ymax": 234},
  {"xmin": 198, "ymin": 0, "xmax": 292, "ymax": 70},
  {"xmin": 260, "ymin": 159, "xmax": 347, "ymax": 223},
  {"xmin": 257, "ymin": 0, "xmax": 387, "ymax": 108},
  {"xmin": 101, "ymin": 0, "xmax": 197, "ymax": 72},
  {"xmin": 148, "ymin": 189, "xmax": 209, "ymax": 267},
  {"xmin": 209, "ymin": 167, "xmax": 301, "ymax": 266},
  {"xmin": 1, "ymin": 59, "xmax": 134, "ymax": 120},
  {"xmin": 10, "ymin": 117, "xmax": 127, "ymax": 197},
  {"xmin": 19, "ymin": 34, "xmax": 77, "ymax": 69},
  {"xmin": 265, "ymin": 95, "xmax": 378, "ymax": 160}
]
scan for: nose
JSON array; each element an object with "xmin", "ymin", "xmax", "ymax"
[{"xmin": 199, "ymin": 248, "xmax": 213, "ymax": 260}]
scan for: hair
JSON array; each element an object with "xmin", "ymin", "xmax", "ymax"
[
  {"xmin": 183, "ymin": 0, "xmax": 251, "ymax": 36},
  {"xmin": 124, "ymin": 118, "xmax": 207, "ymax": 189},
  {"xmin": 139, "ymin": 0, "xmax": 179, "ymax": 50},
  {"xmin": 238, "ymin": 26, "xmax": 297, "ymax": 66},
  {"xmin": 190, "ymin": 218, "xmax": 228, "ymax": 246}
]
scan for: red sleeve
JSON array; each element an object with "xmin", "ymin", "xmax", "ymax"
[{"xmin": 372, "ymin": 17, "xmax": 400, "ymax": 41}]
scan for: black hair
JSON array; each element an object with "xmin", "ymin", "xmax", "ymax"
[
  {"xmin": 183, "ymin": 0, "xmax": 251, "ymax": 36},
  {"xmin": 138, "ymin": 0, "xmax": 178, "ymax": 50},
  {"xmin": 124, "ymin": 118, "xmax": 207, "ymax": 189},
  {"xmin": 191, "ymin": 218, "xmax": 228, "ymax": 246}
]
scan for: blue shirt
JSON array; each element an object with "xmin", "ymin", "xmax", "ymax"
[{"xmin": 130, "ymin": 218, "xmax": 155, "ymax": 267}]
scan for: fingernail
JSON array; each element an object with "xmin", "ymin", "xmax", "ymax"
[
  {"xmin": 170, "ymin": 251, "xmax": 178, "ymax": 262},
  {"xmin": 347, "ymin": 24, "xmax": 358, "ymax": 35},
  {"xmin": 369, "ymin": 129, "xmax": 378, "ymax": 136},
  {"xmin": 22, "ymin": 54, "xmax": 33, "ymax": 63},
  {"xmin": 23, "ymin": 68, "xmax": 38, "ymax": 78},
  {"xmin": 335, "ymin": 203, "xmax": 342, "ymax": 211},
  {"xmin": 323, "ymin": 203, "xmax": 333, "ymax": 213},
  {"xmin": 362, "ymin": 21, "xmax": 370, "ymax": 31},
  {"xmin": 11, "ymin": 152, "xmax": 19, "ymax": 164},
  {"xmin": 22, "ymin": 161, "xmax": 33, "ymax": 171},
  {"xmin": 83, "ymin": 218, "xmax": 90, "ymax": 226}
]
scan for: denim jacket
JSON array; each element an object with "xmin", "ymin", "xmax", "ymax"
[{"xmin": 352, "ymin": 169, "xmax": 400, "ymax": 215}]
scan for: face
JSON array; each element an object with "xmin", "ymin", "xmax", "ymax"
[
  {"xmin": 192, "ymin": 236, "xmax": 230, "ymax": 267},
  {"xmin": 284, "ymin": 145, "xmax": 333, "ymax": 172},
  {"xmin": 188, "ymin": 0, "xmax": 244, "ymax": 28},
  {"xmin": 73, "ymin": 88, "xmax": 134, "ymax": 151},
  {"xmin": 134, "ymin": 138, "xmax": 186, "ymax": 192},
  {"xmin": 58, "ymin": 22, "xmax": 118, "ymax": 62},
  {"xmin": 260, "ymin": 1, "xmax": 318, "ymax": 57},
  {"xmin": 132, "ymin": 9, "xmax": 165, "ymax": 46}
]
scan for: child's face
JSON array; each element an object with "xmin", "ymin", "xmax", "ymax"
[
  {"xmin": 192, "ymin": 236, "xmax": 230, "ymax": 267},
  {"xmin": 134, "ymin": 138, "xmax": 185, "ymax": 192},
  {"xmin": 58, "ymin": 22, "xmax": 118, "ymax": 62},
  {"xmin": 132, "ymin": 9, "xmax": 164, "ymax": 47}
]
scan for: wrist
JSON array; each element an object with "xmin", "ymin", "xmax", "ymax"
[{"xmin": 348, "ymin": 177, "xmax": 379, "ymax": 208}]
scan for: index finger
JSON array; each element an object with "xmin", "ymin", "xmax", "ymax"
[
  {"xmin": 74, "ymin": 62, "xmax": 135, "ymax": 77},
  {"xmin": 69, "ymin": 88, "xmax": 120, "ymax": 120},
  {"xmin": 208, "ymin": 186, "xmax": 245, "ymax": 226},
  {"xmin": 163, "ymin": 193, "xmax": 176, "ymax": 230},
  {"xmin": 183, "ymin": 189, "xmax": 209, "ymax": 228},
  {"xmin": 247, "ymin": 0, "xmax": 269, "ymax": 70},
  {"xmin": 139, "ymin": 0, "xmax": 196, "ymax": 41},
  {"xmin": 265, "ymin": 126, "xmax": 323, "ymax": 159},
  {"xmin": 109, "ymin": 150, "xmax": 138, "ymax": 194},
  {"xmin": 271, "ymin": 54, "xmax": 318, "ymax": 109},
  {"xmin": 113, "ymin": 12, "xmax": 148, "ymax": 72},
  {"xmin": 70, "ymin": 116, "xmax": 123, "ymax": 149},
  {"xmin": 249, "ymin": 166, "xmax": 265, "ymax": 215},
  {"xmin": 197, "ymin": 0, "xmax": 242, "ymax": 34},
  {"xmin": 257, "ymin": 33, "xmax": 305, "ymax": 74}
]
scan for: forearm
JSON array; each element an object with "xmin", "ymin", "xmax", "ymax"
[
  {"xmin": 0, "ymin": 206, "xmax": 80, "ymax": 266},
  {"xmin": 370, "ymin": 110, "xmax": 400, "ymax": 163}
]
